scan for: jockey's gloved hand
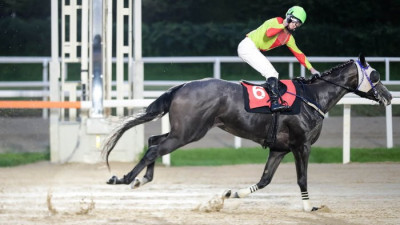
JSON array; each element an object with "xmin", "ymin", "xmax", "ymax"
[
  {"xmin": 310, "ymin": 68, "xmax": 320, "ymax": 77},
  {"xmin": 310, "ymin": 68, "xmax": 321, "ymax": 82}
]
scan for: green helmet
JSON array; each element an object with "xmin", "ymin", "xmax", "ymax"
[{"xmin": 286, "ymin": 6, "xmax": 307, "ymax": 24}]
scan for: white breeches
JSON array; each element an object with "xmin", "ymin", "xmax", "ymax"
[{"xmin": 237, "ymin": 37, "xmax": 279, "ymax": 79}]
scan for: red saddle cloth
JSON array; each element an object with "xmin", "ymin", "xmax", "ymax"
[{"xmin": 241, "ymin": 80, "xmax": 296, "ymax": 109}]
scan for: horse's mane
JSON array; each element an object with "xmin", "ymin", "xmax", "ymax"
[
  {"xmin": 320, "ymin": 59, "xmax": 354, "ymax": 77},
  {"xmin": 294, "ymin": 59, "xmax": 354, "ymax": 84}
]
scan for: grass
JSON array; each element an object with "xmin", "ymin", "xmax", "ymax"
[
  {"xmin": 1, "ymin": 147, "xmax": 399, "ymax": 167},
  {"xmin": 168, "ymin": 147, "xmax": 400, "ymax": 166},
  {"xmin": 0, "ymin": 152, "xmax": 49, "ymax": 167}
]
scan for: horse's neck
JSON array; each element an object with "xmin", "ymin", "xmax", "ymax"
[
  {"xmin": 314, "ymin": 82, "xmax": 349, "ymax": 113},
  {"xmin": 313, "ymin": 65, "xmax": 357, "ymax": 113}
]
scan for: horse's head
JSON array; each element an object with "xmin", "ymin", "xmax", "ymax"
[{"xmin": 353, "ymin": 54, "xmax": 392, "ymax": 106}]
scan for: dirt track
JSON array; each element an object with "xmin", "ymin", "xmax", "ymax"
[{"xmin": 1, "ymin": 162, "xmax": 399, "ymax": 224}]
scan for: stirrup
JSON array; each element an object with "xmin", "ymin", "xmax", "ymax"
[
  {"xmin": 270, "ymin": 98, "xmax": 290, "ymax": 112},
  {"xmin": 270, "ymin": 103, "xmax": 290, "ymax": 112}
]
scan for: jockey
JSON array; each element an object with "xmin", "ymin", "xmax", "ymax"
[{"xmin": 238, "ymin": 6, "xmax": 320, "ymax": 112}]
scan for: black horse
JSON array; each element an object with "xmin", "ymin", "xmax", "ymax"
[{"xmin": 103, "ymin": 55, "xmax": 392, "ymax": 211}]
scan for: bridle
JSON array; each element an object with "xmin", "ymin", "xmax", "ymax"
[
  {"xmin": 317, "ymin": 59, "xmax": 379, "ymax": 98},
  {"xmin": 355, "ymin": 60, "xmax": 379, "ymax": 98},
  {"xmin": 290, "ymin": 59, "xmax": 380, "ymax": 118}
]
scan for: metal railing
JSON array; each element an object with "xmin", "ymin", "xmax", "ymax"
[
  {"xmin": 1, "ymin": 56, "xmax": 399, "ymax": 165},
  {"xmin": 2, "ymin": 55, "xmax": 400, "ymax": 87},
  {"xmin": 1, "ymin": 56, "xmax": 400, "ymax": 101}
]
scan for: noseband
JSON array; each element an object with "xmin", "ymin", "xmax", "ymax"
[{"xmin": 355, "ymin": 60, "xmax": 379, "ymax": 98}]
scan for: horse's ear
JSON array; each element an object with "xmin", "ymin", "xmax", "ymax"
[{"xmin": 358, "ymin": 53, "xmax": 367, "ymax": 67}]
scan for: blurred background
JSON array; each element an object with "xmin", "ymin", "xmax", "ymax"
[
  {"xmin": 2, "ymin": 0, "xmax": 400, "ymax": 57},
  {"xmin": 2, "ymin": 0, "xmax": 400, "ymax": 81}
]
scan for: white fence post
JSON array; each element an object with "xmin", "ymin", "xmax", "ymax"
[
  {"xmin": 300, "ymin": 65, "xmax": 306, "ymax": 77},
  {"xmin": 214, "ymin": 58, "xmax": 221, "ymax": 79},
  {"xmin": 288, "ymin": 62, "xmax": 293, "ymax": 79},
  {"xmin": 234, "ymin": 136, "xmax": 242, "ymax": 149},
  {"xmin": 386, "ymin": 105, "xmax": 393, "ymax": 148},
  {"xmin": 161, "ymin": 113, "xmax": 171, "ymax": 166},
  {"xmin": 42, "ymin": 60, "xmax": 49, "ymax": 119},
  {"xmin": 385, "ymin": 58, "xmax": 390, "ymax": 82},
  {"xmin": 343, "ymin": 104, "xmax": 351, "ymax": 164}
]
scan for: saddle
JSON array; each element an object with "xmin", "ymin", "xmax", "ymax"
[
  {"xmin": 241, "ymin": 79, "xmax": 303, "ymax": 147},
  {"xmin": 241, "ymin": 80, "xmax": 300, "ymax": 115}
]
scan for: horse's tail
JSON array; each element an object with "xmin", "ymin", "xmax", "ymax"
[{"xmin": 102, "ymin": 83, "xmax": 185, "ymax": 169}]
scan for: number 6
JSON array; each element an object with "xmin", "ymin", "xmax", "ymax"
[{"xmin": 252, "ymin": 86, "xmax": 266, "ymax": 99}]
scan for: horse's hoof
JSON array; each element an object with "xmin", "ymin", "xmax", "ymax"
[
  {"xmin": 222, "ymin": 190, "xmax": 231, "ymax": 199},
  {"xmin": 107, "ymin": 175, "xmax": 118, "ymax": 185},
  {"xmin": 311, "ymin": 207, "xmax": 319, "ymax": 211},
  {"xmin": 130, "ymin": 178, "xmax": 141, "ymax": 189},
  {"xmin": 229, "ymin": 191, "xmax": 240, "ymax": 198}
]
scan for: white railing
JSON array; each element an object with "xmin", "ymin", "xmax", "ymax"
[
  {"xmin": 1, "ymin": 56, "xmax": 400, "ymax": 165},
  {"xmin": 2, "ymin": 56, "xmax": 400, "ymax": 86},
  {"xmin": 0, "ymin": 57, "xmax": 50, "ymax": 118},
  {"xmin": 142, "ymin": 56, "xmax": 400, "ymax": 84},
  {"xmin": 1, "ymin": 56, "xmax": 400, "ymax": 99}
]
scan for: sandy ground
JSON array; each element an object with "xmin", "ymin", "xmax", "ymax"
[
  {"xmin": 0, "ymin": 117, "xmax": 399, "ymax": 224},
  {"xmin": 0, "ymin": 162, "xmax": 399, "ymax": 224}
]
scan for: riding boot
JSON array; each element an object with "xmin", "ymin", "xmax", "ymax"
[{"xmin": 263, "ymin": 77, "xmax": 290, "ymax": 112}]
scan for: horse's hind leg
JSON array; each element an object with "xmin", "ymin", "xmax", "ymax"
[
  {"xmin": 108, "ymin": 134, "xmax": 185, "ymax": 186},
  {"xmin": 108, "ymin": 107, "xmax": 215, "ymax": 187},
  {"xmin": 229, "ymin": 149, "xmax": 289, "ymax": 198},
  {"xmin": 131, "ymin": 133, "xmax": 169, "ymax": 189}
]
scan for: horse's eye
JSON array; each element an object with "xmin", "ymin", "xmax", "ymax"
[{"xmin": 370, "ymin": 71, "xmax": 380, "ymax": 83}]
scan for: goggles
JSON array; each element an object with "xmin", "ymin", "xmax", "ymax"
[{"xmin": 289, "ymin": 16, "xmax": 302, "ymax": 27}]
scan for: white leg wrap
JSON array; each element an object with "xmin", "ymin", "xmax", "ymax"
[
  {"xmin": 140, "ymin": 177, "xmax": 149, "ymax": 185},
  {"xmin": 130, "ymin": 177, "xmax": 149, "ymax": 189},
  {"xmin": 301, "ymin": 191, "xmax": 312, "ymax": 211},
  {"xmin": 302, "ymin": 200, "xmax": 312, "ymax": 212},
  {"xmin": 236, "ymin": 184, "xmax": 258, "ymax": 198}
]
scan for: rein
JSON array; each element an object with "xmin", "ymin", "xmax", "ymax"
[
  {"xmin": 316, "ymin": 59, "xmax": 378, "ymax": 98},
  {"xmin": 289, "ymin": 59, "xmax": 377, "ymax": 118},
  {"xmin": 286, "ymin": 91, "xmax": 325, "ymax": 118}
]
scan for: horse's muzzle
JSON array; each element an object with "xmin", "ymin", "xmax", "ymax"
[{"xmin": 375, "ymin": 83, "xmax": 392, "ymax": 106}]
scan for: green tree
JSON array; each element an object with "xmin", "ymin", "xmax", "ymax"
[{"xmin": 1, "ymin": 0, "xmax": 400, "ymax": 56}]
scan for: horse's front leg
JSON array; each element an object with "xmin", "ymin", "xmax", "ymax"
[
  {"xmin": 292, "ymin": 143, "xmax": 319, "ymax": 212},
  {"xmin": 227, "ymin": 150, "xmax": 289, "ymax": 198}
]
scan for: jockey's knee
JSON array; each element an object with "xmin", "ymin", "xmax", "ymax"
[{"xmin": 263, "ymin": 71, "xmax": 279, "ymax": 79}]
